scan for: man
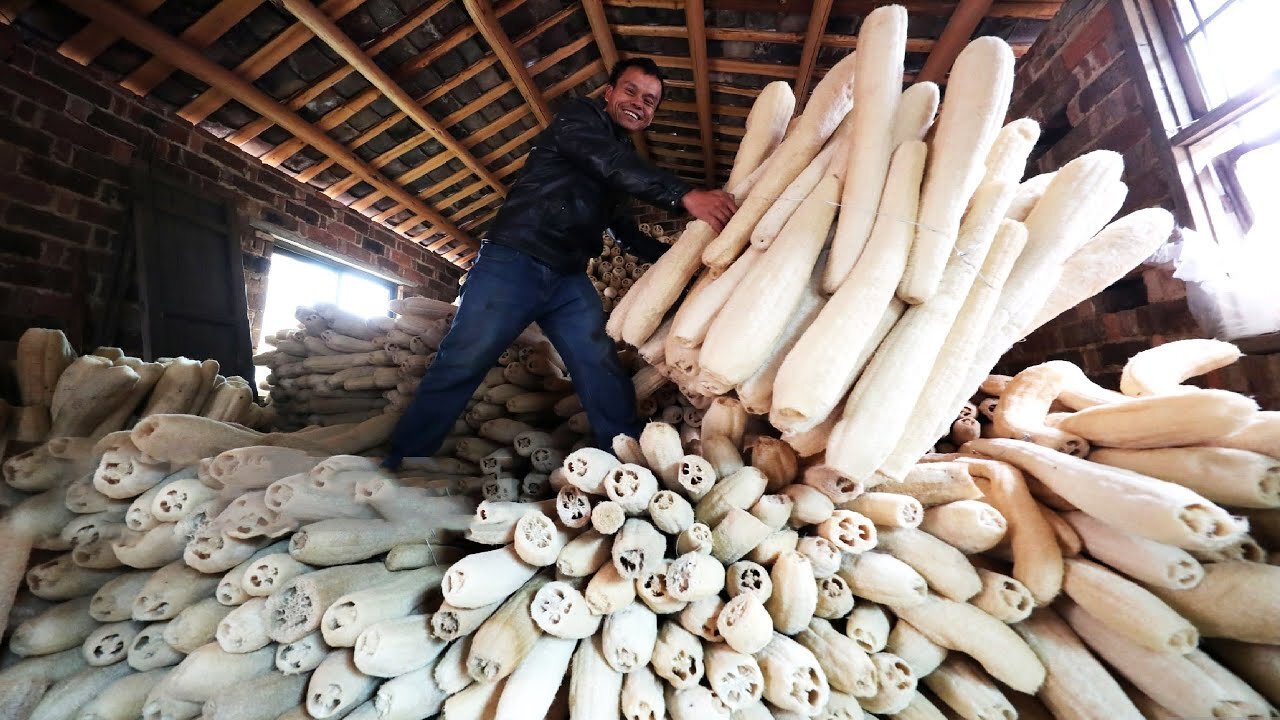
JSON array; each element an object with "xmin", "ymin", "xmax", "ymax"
[{"xmin": 384, "ymin": 58, "xmax": 738, "ymax": 468}]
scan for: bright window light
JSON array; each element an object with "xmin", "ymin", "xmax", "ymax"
[{"xmin": 255, "ymin": 249, "xmax": 395, "ymax": 387}]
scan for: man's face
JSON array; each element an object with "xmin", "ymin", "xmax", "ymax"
[{"xmin": 603, "ymin": 67, "xmax": 662, "ymax": 132}]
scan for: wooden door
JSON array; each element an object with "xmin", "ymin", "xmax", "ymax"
[{"xmin": 131, "ymin": 168, "xmax": 255, "ymax": 386}]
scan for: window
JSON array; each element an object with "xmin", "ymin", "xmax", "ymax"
[
  {"xmin": 1147, "ymin": 0, "xmax": 1280, "ymax": 240},
  {"xmin": 256, "ymin": 247, "xmax": 396, "ymax": 384}
]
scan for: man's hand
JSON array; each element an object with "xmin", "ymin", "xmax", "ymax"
[{"xmin": 681, "ymin": 189, "xmax": 738, "ymax": 233}]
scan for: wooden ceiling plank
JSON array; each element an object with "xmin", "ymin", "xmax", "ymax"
[
  {"xmin": 497, "ymin": 155, "xmax": 527, "ymax": 178},
  {"xmin": 442, "ymin": 178, "xmax": 491, "ymax": 207},
  {"xmin": 684, "ymin": 0, "xmax": 716, "ymax": 185},
  {"xmin": 120, "ymin": 0, "xmax": 263, "ymax": 97},
  {"xmin": 916, "ymin": 0, "xmax": 995, "ymax": 84},
  {"xmin": 793, "ymin": 0, "xmax": 835, "ymax": 109},
  {"xmin": 662, "ymin": 100, "xmax": 750, "ymax": 117},
  {"xmin": 530, "ymin": 34, "xmax": 594, "ymax": 76},
  {"xmin": 440, "ymin": 82, "xmax": 517, "ymax": 126},
  {"xmin": 464, "ymin": 208, "xmax": 499, "ymax": 228},
  {"xmin": 624, "ymin": 51, "xmax": 797, "ymax": 79},
  {"xmin": 243, "ymin": 0, "xmax": 446, "ymax": 143},
  {"xmin": 520, "ymin": 2, "xmax": 582, "ymax": 43},
  {"xmin": 419, "ymin": 167, "xmax": 473, "ymax": 202},
  {"xmin": 179, "ymin": 0, "xmax": 366, "ymax": 124},
  {"xmin": 604, "ymin": 0, "xmax": 1058, "ymax": 19},
  {"xmin": 399, "ymin": 0, "xmax": 523, "ymax": 73},
  {"xmin": 373, "ymin": 203, "xmax": 408, "ymax": 223},
  {"xmin": 59, "ymin": 0, "xmax": 475, "ymax": 260},
  {"xmin": 280, "ymin": 0, "xmax": 505, "ymax": 196},
  {"xmin": 449, "ymin": 192, "xmax": 501, "ymax": 222},
  {"xmin": 479, "ymin": 124, "xmax": 541, "ymax": 165},
  {"xmin": 58, "ymin": 0, "xmax": 164, "ymax": 65},
  {"xmin": 267, "ymin": 0, "xmax": 522, "ymax": 168},
  {"xmin": 649, "ymin": 116, "xmax": 746, "ymax": 136},
  {"xmin": 299, "ymin": 3, "xmax": 561, "ymax": 185},
  {"xmin": 462, "ymin": 0, "xmax": 553, "ymax": 127},
  {"xmin": 464, "ymin": 106, "xmax": 534, "ymax": 148},
  {"xmin": 356, "ymin": 103, "xmax": 532, "ymax": 211},
  {"xmin": 610, "ymin": 25, "xmax": 1029, "ymax": 55},
  {"xmin": 664, "ymin": 78, "xmax": 758, "ymax": 97},
  {"xmin": 545, "ymin": 58, "xmax": 604, "ymax": 99}
]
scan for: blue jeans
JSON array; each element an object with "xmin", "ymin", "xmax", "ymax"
[{"xmin": 386, "ymin": 242, "xmax": 641, "ymax": 465}]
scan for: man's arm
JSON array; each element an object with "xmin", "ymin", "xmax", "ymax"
[
  {"xmin": 607, "ymin": 206, "xmax": 668, "ymax": 263},
  {"xmin": 550, "ymin": 100, "xmax": 691, "ymax": 210}
]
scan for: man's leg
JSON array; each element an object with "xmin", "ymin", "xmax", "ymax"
[
  {"xmin": 386, "ymin": 244, "xmax": 544, "ymax": 465},
  {"xmin": 537, "ymin": 272, "xmax": 642, "ymax": 446}
]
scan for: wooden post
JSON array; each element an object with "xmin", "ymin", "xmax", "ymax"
[
  {"xmin": 794, "ymin": 0, "xmax": 835, "ymax": 110},
  {"xmin": 684, "ymin": 0, "xmax": 718, "ymax": 185}
]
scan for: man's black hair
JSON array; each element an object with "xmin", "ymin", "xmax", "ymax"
[{"xmin": 607, "ymin": 58, "xmax": 665, "ymax": 101}]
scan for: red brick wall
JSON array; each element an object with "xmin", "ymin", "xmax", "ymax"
[
  {"xmin": 0, "ymin": 39, "xmax": 463, "ymax": 364},
  {"xmin": 995, "ymin": 0, "xmax": 1280, "ymax": 409}
]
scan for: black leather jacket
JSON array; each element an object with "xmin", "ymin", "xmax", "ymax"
[{"xmin": 484, "ymin": 97, "xmax": 692, "ymax": 273}]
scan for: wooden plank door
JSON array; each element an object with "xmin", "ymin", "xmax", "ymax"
[{"xmin": 131, "ymin": 167, "xmax": 255, "ymax": 386}]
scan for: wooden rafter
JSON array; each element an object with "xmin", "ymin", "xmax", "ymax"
[
  {"xmin": 120, "ymin": 0, "xmax": 261, "ymax": 96},
  {"xmin": 916, "ymin": 0, "xmax": 995, "ymax": 84},
  {"xmin": 255, "ymin": 0, "xmax": 523, "ymax": 170},
  {"xmin": 649, "ymin": 116, "xmax": 745, "ymax": 136},
  {"xmin": 582, "ymin": 0, "xmax": 651, "ymax": 159},
  {"xmin": 625, "ymin": 51, "xmax": 798, "ymax": 79},
  {"xmin": 291, "ymin": 5, "xmax": 562, "ymax": 190},
  {"xmin": 611, "ymin": 24, "xmax": 1030, "ymax": 55},
  {"xmin": 178, "ymin": 0, "xmax": 366, "ymax": 124},
  {"xmin": 224, "ymin": 0, "xmax": 448, "ymax": 147},
  {"xmin": 0, "ymin": 0, "xmax": 33, "ymax": 22},
  {"xmin": 279, "ymin": 0, "xmax": 505, "ymax": 196},
  {"xmin": 57, "ymin": 0, "xmax": 165, "ymax": 64},
  {"xmin": 793, "ymin": 0, "xmax": 834, "ymax": 110},
  {"xmin": 684, "ymin": 0, "xmax": 716, "ymax": 185},
  {"xmin": 462, "ymin": 0, "xmax": 553, "ymax": 127},
  {"xmin": 663, "ymin": 79, "xmax": 759, "ymax": 98},
  {"xmin": 339, "ymin": 46, "xmax": 598, "ymax": 223},
  {"xmin": 604, "ymin": 0, "xmax": 1059, "ymax": 20},
  {"xmin": 57, "ymin": 0, "xmax": 475, "ymax": 259},
  {"xmin": 663, "ymin": 101, "xmax": 751, "ymax": 118}
]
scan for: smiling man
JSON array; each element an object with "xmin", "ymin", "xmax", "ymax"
[{"xmin": 383, "ymin": 58, "xmax": 738, "ymax": 468}]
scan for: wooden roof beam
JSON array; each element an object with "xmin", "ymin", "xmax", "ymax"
[
  {"xmin": 280, "ymin": 0, "xmax": 505, "ymax": 197},
  {"xmin": 624, "ymin": 51, "xmax": 798, "ymax": 79},
  {"xmin": 294, "ymin": 56, "xmax": 502, "ymax": 184},
  {"xmin": 664, "ymin": 78, "xmax": 758, "ymax": 98},
  {"xmin": 57, "ymin": 0, "xmax": 474, "ymax": 259},
  {"xmin": 684, "ymin": 0, "xmax": 716, "ymax": 185},
  {"xmin": 225, "ymin": 0, "xmax": 448, "ymax": 146},
  {"xmin": 177, "ymin": 0, "xmax": 366, "ymax": 124},
  {"xmin": 604, "ymin": 0, "xmax": 1059, "ymax": 20},
  {"xmin": 342, "ymin": 52, "xmax": 592, "ymax": 214},
  {"xmin": 583, "ymin": 0, "xmax": 651, "ymax": 158},
  {"xmin": 916, "ymin": 0, "xmax": 994, "ymax": 84},
  {"xmin": 793, "ymin": 0, "xmax": 834, "ymax": 110},
  {"xmin": 58, "ymin": 0, "xmax": 165, "ymax": 64},
  {"xmin": 120, "ymin": 0, "xmax": 261, "ymax": 96},
  {"xmin": 611, "ymin": 24, "xmax": 1030, "ymax": 55},
  {"xmin": 257, "ymin": 0, "xmax": 523, "ymax": 168},
  {"xmin": 662, "ymin": 100, "xmax": 750, "ymax": 117},
  {"xmin": 649, "ymin": 116, "xmax": 745, "ymax": 136},
  {"xmin": 295, "ymin": 12, "xmax": 567, "ymax": 185},
  {"xmin": 463, "ymin": 0, "xmax": 553, "ymax": 127}
]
